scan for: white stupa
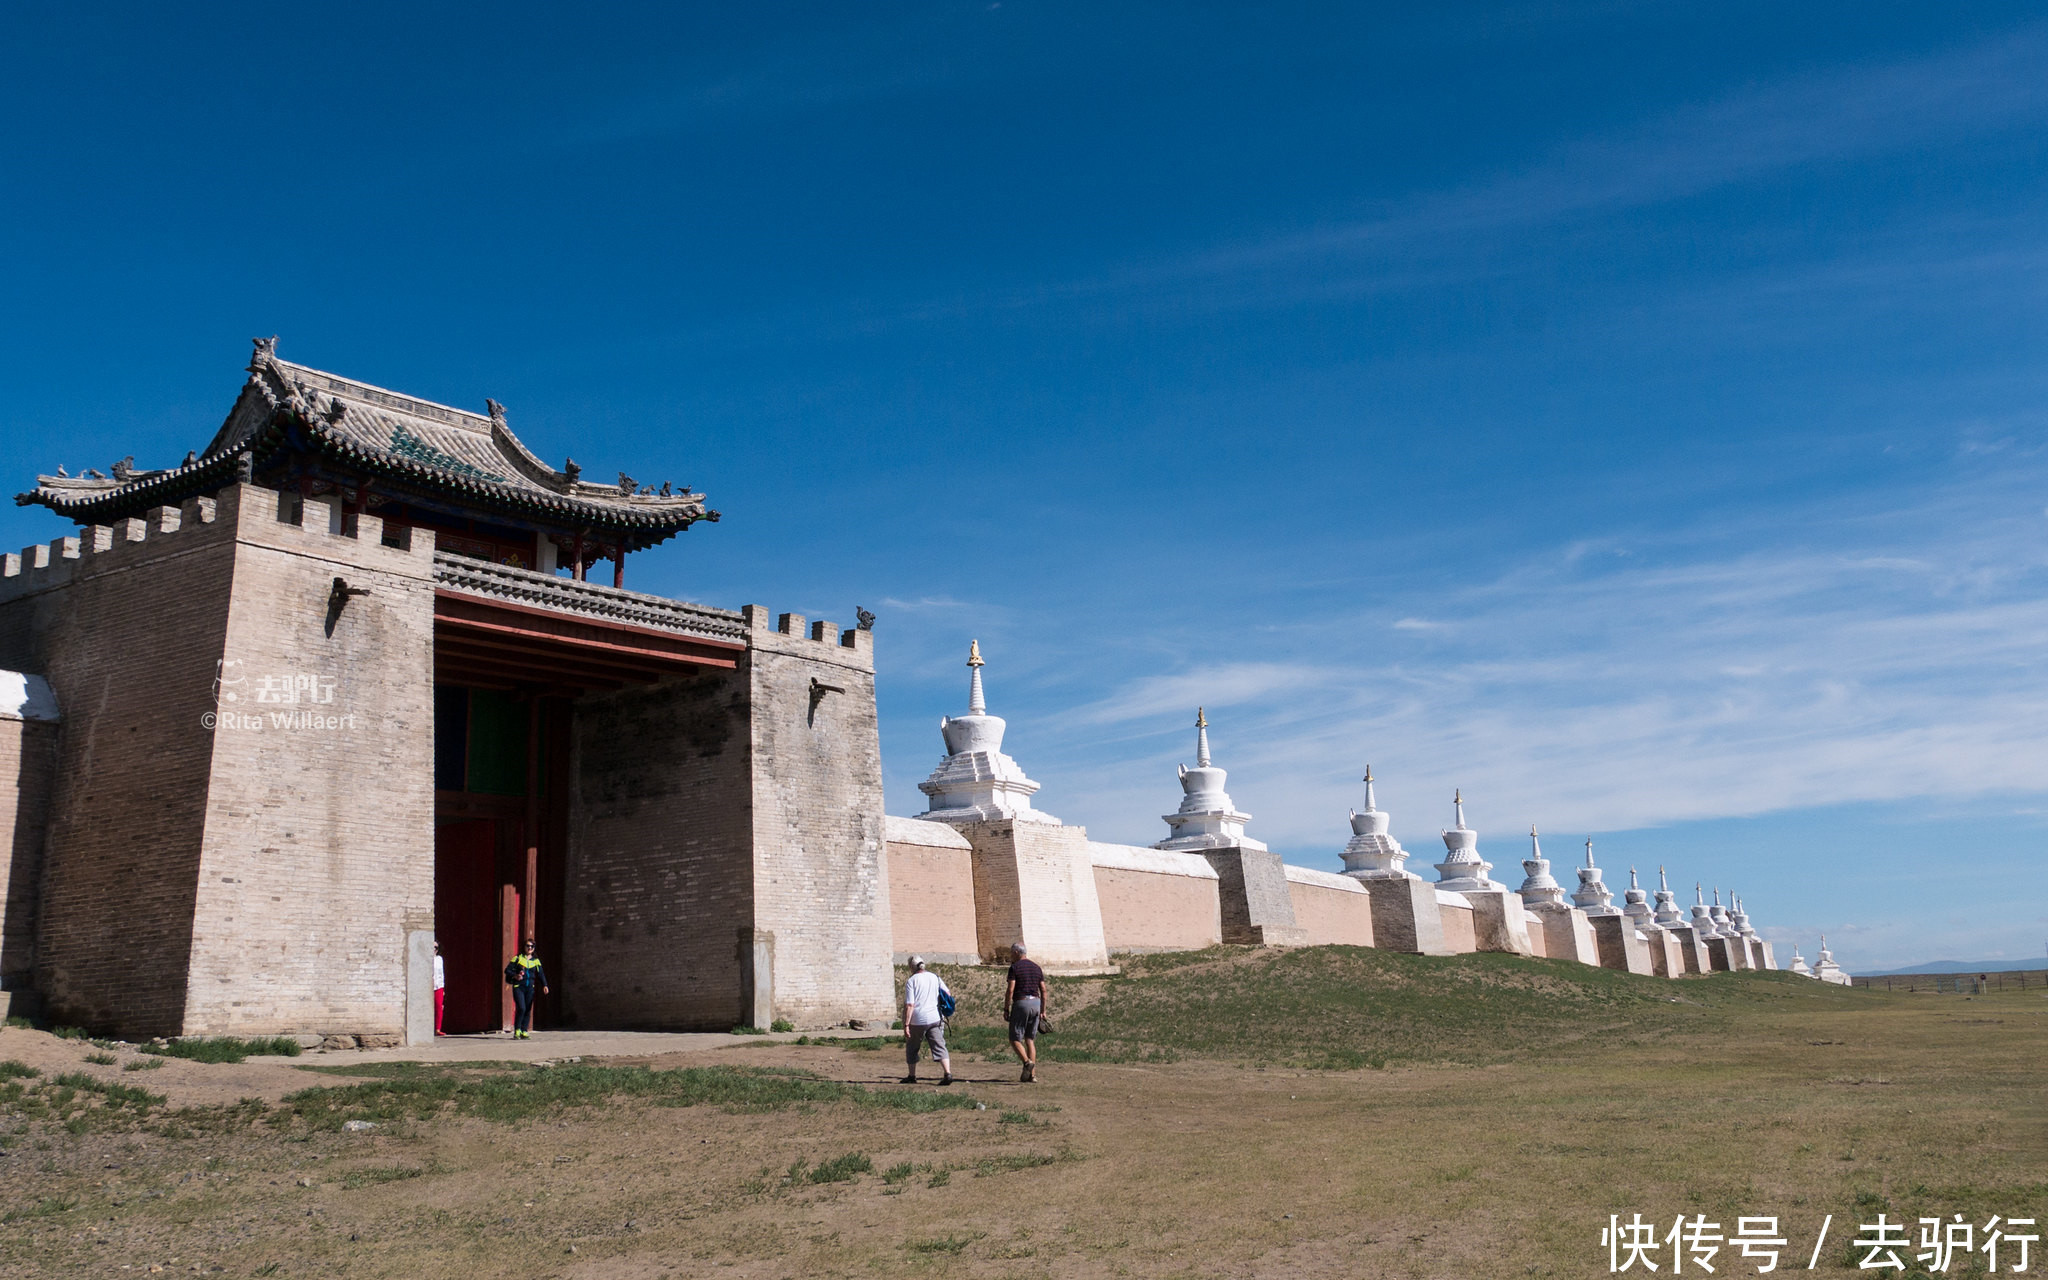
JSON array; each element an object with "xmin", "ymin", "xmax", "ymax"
[
  {"xmin": 1621, "ymin": 866, "xmax": 1657, "ymax": 931},
  {"xmin": 1432, "ymin": 790, "xmax": 1496, "ymax": 891},
  {"xmin": 1340, "ymin": 767, "xmax": 1416, "ymax": 880},
  {"xmin": 1708, "ymin": 888, "xmax": 1735, "ymax": 937},
  {"xmin": 1572, "ymin": 838, "xmax": 1618, "ymax": 916},
  {"xmin": 1730, "ymin": 896, "xmax": 1759, "ymax": 939},
  {"xmin": 915, "ymin": 640, "xmax": 1058, "ymax": 825},
  {"xmin": 1689, "ymin": 883, "xmax": 1720, "ymax": 937},
  {"xmin": 1811, "ymin": 934, "xmax": 1851, "ymax": 985},
  {"xmin": 1515, "ymin": 826, "xmax": 1569, "ymax": 909},
  {"xmin": 1155, "ymin": 709, "xmax": 1266, "ymax": 852},
  {"xmin": 1788, "ymin": 946, "xmax": 1813, "ymax": 977},
  {"xmin": 1651, "ymin": 866, "xmax": 1686, "ymax": 929}
]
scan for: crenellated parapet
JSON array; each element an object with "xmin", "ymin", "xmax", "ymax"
[
  {"xmin": 738, "ymin": 604, "xmax": 877, "ymax": 663},
  {"xmin": 1, "ymin": 482, "xmax": 440, "ymax": 610},
  {"xmin": 2, "ymin": 498, "xmax": 220, "ymax": 602}
]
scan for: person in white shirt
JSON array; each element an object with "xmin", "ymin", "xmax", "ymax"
[
  {"xmin": 433, "ymin": 941, "xmax": 446, "ymax": 1037},
  {"xmin": 900, "ymin": 956, "xmax": 953, "ymax": 1086}
]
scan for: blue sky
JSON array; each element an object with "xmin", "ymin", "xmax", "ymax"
[{"xmin": 3, "ymin": 3, "xmax": 2044, "ymax": 971}]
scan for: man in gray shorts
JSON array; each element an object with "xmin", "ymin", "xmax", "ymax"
[
  {"xmin": 1004, "ymin": 942, "xmax": 1048, "ymax": 1083},
  {"xmin": 901, "ymin": 955, "xmax": 953, "ymax": 1086}
]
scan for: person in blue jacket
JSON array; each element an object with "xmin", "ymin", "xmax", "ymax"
[{"xmin": 506, "ymin": 937, "xmax": 550, "ymax": 1039}]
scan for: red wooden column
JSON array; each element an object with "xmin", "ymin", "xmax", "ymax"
[
  {"xmin": 612, "ymin": 546, "xmax": 625, "ymax": 589},
  {"xmin": 522, "ymin": 698, "xmax": 540, "ymax": 945},
  {"xmin": 498, "ymin": 883, "xmax": 520, "ymax": 1031}
]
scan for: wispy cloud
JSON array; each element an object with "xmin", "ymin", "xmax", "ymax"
[
  {"xmin": 1068, "ymin": 661, "xmax": 1333, "ymax": 729},
  {"xmin": 875, "ymin": 595, "xmax": 984, "ymax": 614},
  {"xmin": 1019, "ymin": 458, "xmax": 2048, "ymax": 861},
  {"xmin": 1124, "ymin": 23, "xmax": 2048, "ymax": 303},
  {"xmin": 604, "ymin": 23, "xmax": 2048, "ymax": 365}
]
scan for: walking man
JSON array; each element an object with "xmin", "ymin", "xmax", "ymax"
[
  {"xmin": 1005, "ymin": 942, "xmax": 1047, "ymax": 1082},
  {"xmin": 506, "ymin": 937, "xmax": 549, "ymax": 1039},
  {"xmin": 901, "ymin": 955, "xmax": 954, "ymax": 1086}
]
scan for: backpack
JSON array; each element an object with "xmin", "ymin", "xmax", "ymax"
[
  {"xmin": 503, "ymin": 959, "xmax": 523, "ymax": 986},
  {"xmin": 937, "ymin": 984, "xmax": 956, "ymax": 1019}
]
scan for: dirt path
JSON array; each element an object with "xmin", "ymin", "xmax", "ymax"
[{"xmin": 3, "ymin": 987, "xmax": 2043, "ymax": 1278}]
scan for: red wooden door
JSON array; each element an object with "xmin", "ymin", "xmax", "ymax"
[{"xmin": 434, "ymin": 820, "xmax": 500, "ymax": 1034}]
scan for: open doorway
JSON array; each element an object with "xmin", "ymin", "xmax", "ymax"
[
  {"xmin": 433, "ymin": 686, "xmax": 566, "ymax": 1034},
  {"xmin": 433, "ymin": 818, "xmax": 507, "ymax": 1034}
]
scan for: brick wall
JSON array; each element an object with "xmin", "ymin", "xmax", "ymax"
[
  {"xmin": 884, "ymin": 818, "xmax": 978, "ymax": 964},
  {"xmin": 1438, "ymin": 897, "xmax": 1477, "ymax": 953},
  {"xmin": 1200, "ymin": 847, "xmax": 1307, "ymax": 946},
  {"xmin": 1283, "ymin": 866, "xmax": 1373, "ymax": 947},
  {"xmin": 1090, "ymin": 842, "xmax": 1221, "ymax": 954},
  {"xmin": 0, "ymin": 716, "xmax": 57, "ymax": 991},
  {"xmin": 743, "ymin": 611, "xmax": 896, "ymax": 1027},
  {"xmin": 182, "ymin": 488, "xmax": 436, "ymax": 1037},
  {"xmin": 960, "ymin": 819, "xmax": 1111, "ymax": 970},
  {"xmin": 562, "ymin": 608, "xmax": 896, "ymax": 1031},
  {"xmin": 1364, "ymin": 876, "xmax": 1452, "ymax": 956},
  {"xmin": 0, "ymin": 497, "xmax": 241, "ymax": 1033},
  {"xmin": 564, "ymin": 666, "xmax": 754, "ymax": 1029}
]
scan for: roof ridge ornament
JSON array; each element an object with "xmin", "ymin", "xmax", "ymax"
[
  {"xmin": 486, "ymin": 399, "xmax": 507, "ymax": 426},
  {"xmin": 249, "ymin": 336, "xmax": 278, "ymax": 372}
]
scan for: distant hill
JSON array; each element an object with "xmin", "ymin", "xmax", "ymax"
[{"xmin": 1861, "ymin": 958, "xmax": 2048, "ymax": 977}]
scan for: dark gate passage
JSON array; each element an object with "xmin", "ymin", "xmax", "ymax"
[
  {"xmin": 433, "ymin": 818, "xmax": 500, "ymax": 1034},
  {"xmin": 432, "ymin": 684, "xmax": 568, "ymax": 1033}
]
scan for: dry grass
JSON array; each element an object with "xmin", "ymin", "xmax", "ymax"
[{"xmin": 0, "ymin": 950, "xmax": 2041, "ymax": 1278}]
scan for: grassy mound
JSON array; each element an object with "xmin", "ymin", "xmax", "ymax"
[{"xmin": 935, "ymin": 946, "xmax": 1868, "ymax": 1070}]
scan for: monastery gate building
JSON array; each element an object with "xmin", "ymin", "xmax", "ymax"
[{"xmin": 0, "ymin": 342, "xmax": 897, "ymax": 1042}]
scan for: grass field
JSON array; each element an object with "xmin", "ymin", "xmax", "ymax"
[{"xmin": 1, "ymin": 947, "xmax": 2042, "ymax": 1279}]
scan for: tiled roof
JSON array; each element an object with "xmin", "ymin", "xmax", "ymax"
[
  {"xmin": 432, "ymin": 553, "xmax": 745, "ymax": 640},
  {"xmin": 16, "ymin": 341, "xmax": 718, "ymax": 546}
]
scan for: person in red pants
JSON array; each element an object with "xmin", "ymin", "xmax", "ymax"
[{"xmin": 433, "ymin": 940, "xmax": 446, "ymax": 1036}]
